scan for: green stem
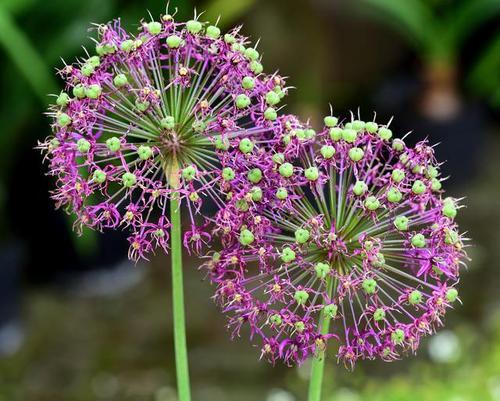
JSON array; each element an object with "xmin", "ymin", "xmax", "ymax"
[
  {"xmin": 307, "ymin": 278, "xmax": 334, "ymax": 401},
  {"xmin": 170, "ymin": 193, "xmax": 192, "ymax": 401}
]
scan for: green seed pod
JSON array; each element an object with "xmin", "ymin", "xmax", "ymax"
[
  {"xmin": 279, "ymin": 162, "xmax": 294, "ymax": 178},
  {"xmin": 247, "ymin": 168, "xmax": 262, "ymax": 183},
  {"xmin": 304, "ymin": 167, "xmax": 319, "ymax": 181},
  {"xmin": 186, "ymin": 20, "xmax": 202, "ymax": 34},
  {"xmin": 122, "ymin": 172, "xmax": 137, "ymax": 187},
  {"xmin": 92, "ymin": 169, "xmax": 107, "ymax": 184},
  {"xmin": 106, "ymin": 137, "xmax": 121, "ymax": 152},
  {"xmin": 160, "ymin": 116, "xmax": 175, "ymax": 130},
  {"xmin": 239, "ymin": 229, "xmax": 255, "ymax": 246},
  {"xmin": 294, "ymin": 228, "xmax": 310, "ymax": 244},
  {"xmin": 239, "ymin": 138, "xmax": 254, "ymax": 154},
  {"xmin": 281, "ymin": 247, "xmax": 296, "ymax": 263}
]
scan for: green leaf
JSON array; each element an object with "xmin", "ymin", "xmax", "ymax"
[
  {"xmin": 443, "ymin": 0, "xmax": 500, "ymax": 50},
  {"xmin": 468, "ymin": 33, "xmax": 500, "ymax": 107},
  {"xmin": 0, "ymin": 6, "xmax": 56, "ymax": 104},
  {"xmin": 359, "ymin": 0, "xmax": 438, "ymax": 54}
]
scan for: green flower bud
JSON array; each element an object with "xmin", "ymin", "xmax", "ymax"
[
  {"xmin": 318, "ymin": 145, "xmax": 335, "ymax": 160},
  {"xmin": 235, "ymin": 94, "xmax": 251, "ymax": 109},
  {"xmin": 373, "ymin": 308, "xmax": 385, "ymax": 321},
  {"xmin": 81, "ymin": 63, "xmax": 95, "ymax": 77},
  {"xmin": 73, "ymin": 84, "xmax": 86, "ymax": 99},
  {"xmin": 235, "ymin": 199, "xmax": 249, "ymax": 211},
  {"xmin": 88, "ymin": 56, "xmax": 100, "ymax": 68},
  {"xmin": 372, "ymin": 252, "xmax": 385, "ymax": 268},
  {"xmin": 412, "ymin": 179, "xmax": 426, "ymax": 195},
  {"xmin": 391, "ymin": 169, "xmax": 405, "ymax": 183},
  {"xmin": 409, "ymin": 290, "xmax": 423, "ymax": 305},
  {"xmin": 329, "ymin": 127, "xmax": 343, "ymax": 141},
  {"xmin": 315, "ymin": 262, "xmax": 330, "ymax": 279},
  {"xmin": 93, "ymin": 169, "xmax": 106, "ymax": 183},
  {"xmin": 192, "ymin": 120, "xmax": 206, "ymax": 133},
  {"xmin": 264, "ymin": 107, "xmax": 277, "ymax": 120},
  {"xmin": 294, "ymin": 321, "xmax": 305, "ymax": 333},
  {"xmin": 348, "ymin": 147, "xmax": 364, "ymax": 162},
  {"xmin": 342, "ymin": 128, "xmax": 357, "ymax": 143},
  {"xmin": 270, "ymin": 314, "xmax": 282, "ymax": 326},
  {"xmin": 77, "ymin": 138, "xmax": 91, "ymax": 153},
  {"xmin": 135, "ymin": 99, "xmax": 150, "ymax": 112},
  {"xmin": 182, "ymin": 165, "xmax": 197, "ymax": 181},
  {"xmin": 391, "ymin": 329, "xmax": 405, "ymax": 345},
  {"xmin": 305, "ymin": 166, "xmax": 319, "ymax": 181},
  {"xmin": 281, "ymin": 247, "xmax": 296, "ymax": 263},
  {"xmin": 324, "ymin": 116, "xmax": 338, "ymax": 127},
  {"xmin": 431, "ymin": 178, "xmax": 442, "ymax": 192},
  {"xmin": 122, "ymin": 172, "xmax": 137, "ymax": 187},
  {"xmin": 304, "ymin": 129, "xmax": 316, "ymax": 140},
  {"xmin": 222, "ymin": 167, "xmax": 235, "ymax": 181},
  {"xmin": 239, "ymin": 138, "xmax": 254, "ymax": 154},
  {"xmin": 242, "ymin": 76, "xmax": 255, "ymax": 90},
  {"xmin": 250, "ymin": 186, "xmax": 263, "ymax": 202},
  {"xmin": 324, "ymin": 304, "xmax": 338, "ymax": 318},
  {"xmin": 224, "ymin": 34, "xmax": 236, "ymax": 44},
  {"xmin": 272, "ymin": 153, "xmax": 285, "ymax": 164},
  {"xmin": 249, "ymin": 61, "xmax": 263, "ymax": 74},
  {"xmin": 446, "ymin": 288, "xmax": 458, "ymax": 302},
  {"xmin": 426, "ymin": 165, "xmax": 439, "ymax": 179},
  {"xmin": 239, "ymin": 229, "xmax": 255, "ymax": 246},
  {"xmin": 265, "ymin": 91, "xmax": 280, "ymax": 105},
  {"xmin": 206, "ymin": 25, "xmax": 221, "ymax": 39},
  {"xmin": 85, "ymin": 84, "xmax": 101, "ymax": 99},
  {"xmin": 215, "ymin": 136, "xmax": 230, "ymax": 151},
  {"xmin": 244, "ymin": 47, "xmax": 259, "ymax": 61},
  {"xmin": 394, "ymin": 215, "xmax": 409, "ymax": 231},
  {"xmin": 137, "ymin": 145, "xmax": 153, "ymax": 160},
  {"xmin": 120, "ymin": 39, "xmax": 134, "ymax": 52},
  {"xmin": 352, "ymin": 120, "xmax": 365, "ymax": 131},
  {"xmin": 247, "ymin": 168, "xmax": 262, "ymax": 183},
  {"xmin": 294, "ymin": 290, "xmax": 309, "ymax": 305},
  {"xmin": 295, "ymin": 228, "xmax": 310, "ymax": 244},
  {"xmin": 378, "ymin": 127, "xmax": 392, "ymax": 140},
  {"xmin": 57, "ymin": 113, "xmax": 72, "ymax": 127},
  {"xmin": 411, "ymin": 233, "xmax": 426, "ymax": 248},
  {"xmin": 365, "ymin": 121, "xmax": 378, "ymax": 133},
  {"xmin": 392, "ymin": 139, "xmax": 405, "ymax": 151},
  {"xmin": 114, "ymin": 74, "xmax": 128, "ymax": 87},
  {"xmin": 353, "ymin": 180, "xmax": 368, "ymax": 196},
  {"xmin": 387, "ymin": 187, "xmax": 402, "ymax": 203},
  {"xmin": 365, "ymin": 196, "xmax": 380, "ymax": 211},
  {"xmin": 147, "ymin": 21, "xmax": 162, "ymax": 35},
  {"xmin": 442, "ymin": 202, "xmax": 457, "ymax": 219},
  {"xmin": 160, "ymin": 116, "xmax": 175, "ymax": 130},
  {"xmin": 106, "ymin": 137, "xmax": 121, "ymax": 152},
  {"xmin": 166, "ymin": 35, "xmax": 183, "ymax": 48},
  {"xmin": 362, "ymin": 278, "xmax": 377, "ymax": 294},
  {"xmin": 276, "ymin": 187, "xmax": 288, "ymax": 200},
  {"xmin": 186, "ymin": 20, "xmax": 202, "ymax": 34},
  {"xmin": 279, "ymin": 162, "xmax": 294, "ymax": 178},
  {"xmin": 56, "ymin": 92, "xmax": 70, "ymax": 107}
]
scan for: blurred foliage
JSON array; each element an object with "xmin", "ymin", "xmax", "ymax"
[{"xmin": 356, "ymin": 0, "xmax": 500, "ymax": 107}]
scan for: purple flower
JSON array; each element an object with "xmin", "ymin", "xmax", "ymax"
[
  {"xmin": 39, "ymin": 12, "xmax": 290, "ymax": 260},
  {"xmin": 204, "ymin": 114, "xmax": 468, "ymax": 368}
]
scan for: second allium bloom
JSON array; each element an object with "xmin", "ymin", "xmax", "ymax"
[
  {"xmin": 205, "ymin": 116, "xmax": 468, "ymax": 368},
  {"xmin": 40, "ymin": 13, "xmax": 288, "ymax": 260}
]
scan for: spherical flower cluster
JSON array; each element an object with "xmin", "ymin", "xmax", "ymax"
[
  {"xmin": 39, "ymin": 11, "xmax": 289, "ymax": 260},
  {"xmin": 203, "ymin": 114, "xmax": 468, "ymax": 368}
]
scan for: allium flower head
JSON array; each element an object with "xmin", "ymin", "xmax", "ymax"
[
  {"xmin": 39, "ymin": 10, "xmax": 289, "ymax": 260},
  {"xmin": 204, "ymin": 113, "xmax": 468, "ymax": 368}
]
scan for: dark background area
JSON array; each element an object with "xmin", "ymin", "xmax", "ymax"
[{"xmin": 0, "ymin": 0, "xmax": 499, "ymax": 400}]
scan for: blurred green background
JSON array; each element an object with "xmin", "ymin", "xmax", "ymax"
[{"xmin": 0, "ymin": 0, "xmax": 500, "ymax": 400}]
